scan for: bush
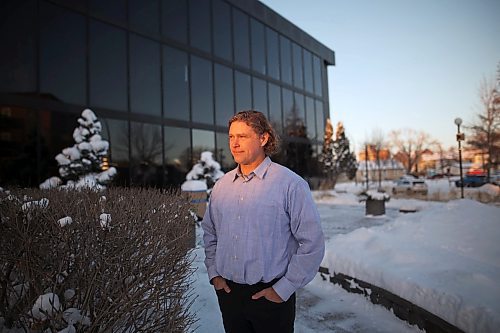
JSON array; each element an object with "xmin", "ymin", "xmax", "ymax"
[{"xmin": 0, "ymin": 188, "xmax": 196, "ymax": 332}]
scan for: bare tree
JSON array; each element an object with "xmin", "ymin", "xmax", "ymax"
[
  {"xmin": 365, "ymin": 128, "xmax": 387, "ymax": 188},
  {"xmin": 466, "ymin": 69, "xmax": 500, "ymax": 180},
  {"xmin": 389, "ymin": 129, "xmax": 431, "ymax": 175}
]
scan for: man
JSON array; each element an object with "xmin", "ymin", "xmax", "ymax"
[{"xmin": 202, "ymin": 110, "xmax": 325, "ymax": 333}]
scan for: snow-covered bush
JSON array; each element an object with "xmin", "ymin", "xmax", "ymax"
[
  {"xmin": 0, "ymin": 188, "xmax": 195, "ymax": 332},
  {"xmin": 183, "ymin": 151, "xmax": 224, "ymax": 191},
  {"xmin": 40, "ymin": 109, "xmax": 117, "ymax": 190}
]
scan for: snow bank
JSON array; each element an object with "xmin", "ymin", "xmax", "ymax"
[{"xmin": 324, "ymin": 199, "xmax": 500, "ymax": 333}]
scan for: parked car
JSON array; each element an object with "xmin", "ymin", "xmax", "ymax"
[
  {"xmin": 392, "ymin": 179, "xmax": 428, "ymax": 195},
  {"xmin": 455, "ymin": 175, "xmax": 487, "ymax": 188}
]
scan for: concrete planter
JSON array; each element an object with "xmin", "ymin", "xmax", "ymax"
[{"xmin": 365, "ymin": 198, "xmax": 385, "ymax": 216}]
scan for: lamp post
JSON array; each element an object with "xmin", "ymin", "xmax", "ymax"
[{"xmin": 454, "ymin": 118, "xmax": 465, "ymax": 199}]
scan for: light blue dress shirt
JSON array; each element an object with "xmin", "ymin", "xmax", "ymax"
[{"xmin": 202, "ymin": 156, "xmax": 325, "ymax": 301}]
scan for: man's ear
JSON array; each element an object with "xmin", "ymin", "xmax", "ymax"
[{"xmin": 260, "ymin": 132, "xmax": 270, "ymax": 147}]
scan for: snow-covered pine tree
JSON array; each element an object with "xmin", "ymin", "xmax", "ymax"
[
  {"xmin": 40, "ymin": 109, "xmax": 117, "ymax": 190},
  {"xmin": 184, "ymin": 151, "xmax": 224, "ymax": 190},
  {"xmin": 320, "ymin": 121, "xmax": 358, "ymax": 188}
]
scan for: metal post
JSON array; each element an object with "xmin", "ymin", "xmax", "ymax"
[{"xmin": 455, "ymin": 118, "xmax": 464, "ymax": 199}]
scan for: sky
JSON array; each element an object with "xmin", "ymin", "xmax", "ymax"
[
  {"xmin": 259, "ymin": 0, "xmax": 500, "ymax": 150},
  {"xmin": 192, "ymin": 181, "xmax": 499, "ymax": 332}
]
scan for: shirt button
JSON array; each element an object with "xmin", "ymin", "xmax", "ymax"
[
  {"xmin": 237, "ymin": 215, "xmax": 240, "ymax": 220},
  {"xmin": 240, "ymin": 197, "xmax": 243, "ymax": 201}
]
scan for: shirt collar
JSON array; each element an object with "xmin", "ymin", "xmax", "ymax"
[{"xmin": 232, "ymin": 156, "xmax": 272, "ymax": 182}]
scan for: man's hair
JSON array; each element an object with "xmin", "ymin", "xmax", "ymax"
[{"xmin": 229, "ymin": 110, "xmax": 280, "ymax": 156}]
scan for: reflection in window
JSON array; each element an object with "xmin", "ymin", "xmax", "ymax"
[
  {"xmin": 89, "ymin": 20, "xmax": 127, "ymax": 111},
  {"xmin": 129, "ymin": 34, "xmax": 161, "ymax": 116},
  {"xmin": 0, "ymin": 107, "xmax": 39, "ymax": 187},
  {"xmin": 213, "ymin": 0, "xmax": 232, "ymax": 61},
  {"xmin": 164, "ymin": 126, "xmax": 190, "ymax": 186},
  {"xmin": 250, "ymin": 19, "xmax": 266, "ymax": 75},
  {"xmin": 279, "ymin": 35, "xmax": 292, "ymax": 85},
  {"xmin": 0, "ymin": 0, "xmax": 36, "ymax": 93},
  {"xmin": 191, "ymin": 56, "xmax": 213, "ymax": 124},
  {"xmin": 266, "ymin": 27, "xmax": 279, "ymax": 81},
  {"xmin": 268, "ymin": 83, "xmax": 282, "ymax": 134},
  {"xmin": 89, "ymin": 0, "xmax": 126, "ymax": 26},
  {"xmin": 292, "ymin": 43, "xmax": 303, "ymax": 89},
  {"xmin": 303, "ymin": 50, "xmax": 314, "ymax": 93},
  {"xmin": 162, "ymin": 0, "xmax": 187, "ymax": 43},
  {"xmin": 130, "ymin": 122, "xmax": 163, "ymax": 187},
  {"xmin": 214, "ymin": 64, "xmax": 234, "ymax": 126},
  {"xmin": 235, "ymin": 71, "xmax": 252, "ymax": 112},
  {"xmin": 252, "ymin": 77, "xmax": 267, "ymax": 116},
  {"xmin": 316, "ymin": 100, "xmax": 325, "ymax": 141},
  {"xmin": 294, "ymin": 93, "xmax": 305, "ymax": 123},
  {"xmin": 40, "ymin": 2, "xmax": 86, "ymax": 105},
  {"xmin": 216, "ymin": 131, "xmax": 235, "ymax": 171},
  {"xmin": 101, "ymin": 118, "xmax": 129, "ymax": 186},
  {"xmin": 282, "ymin": 88, "xmax": 293, "ymax": 123},
  {"xmin": 313, "ymin": 55, "xmax": 323, "ymax": 96},
  {"xmin": 189, "ymin": 0, "xmax": 211, "ymax": 53},
  {"xmin": 129, "ymin": 0, "xmax": 159, "ymax": 36},
  {"xmin": 305, "ymin": 97, "xmax": 316, "ymax": 140},
  {"xmin": 233, "ymin": 9, "xmax": 250, "ymax": 68},
  {"xmin": 192, "ymin": 129, "xmax": 215, "ymax": 164},
  {"xmin": 163, "ymin": 46, "xmax": 189, "ymax": 121}
]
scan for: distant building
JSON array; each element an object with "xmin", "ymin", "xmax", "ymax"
[{"xmin": 0, "ymin": 0, "xmax": 335, "ymax": 188}]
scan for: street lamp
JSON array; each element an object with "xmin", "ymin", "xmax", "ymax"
[{"xmin": 454, "ymin": 118, "xmax": 465, "ymax": 199}]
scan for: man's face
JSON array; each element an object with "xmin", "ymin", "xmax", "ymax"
[{"xmin": 229, "ymin": 121, "xmax": 268, "ymax": 169}]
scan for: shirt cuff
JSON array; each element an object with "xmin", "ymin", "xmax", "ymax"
[
  {"xmin": 207, "ymin": 266, "xmax": 219, "ymax": 284},
  {"xmin": 272, "ymin": 277, "xmax": 296, "ymax": 302}
]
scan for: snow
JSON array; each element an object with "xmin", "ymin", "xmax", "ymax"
[
  {"xmin": 57, "ymin": 216, "xmax": 73, "ymax": 227},
  {"xmin": 99, "ymin": 213, "xmax": 111, "ymax": 229},
  {"xmin": 31, "ymin": 293, "xmax": 61, "ymax": 320},
  {"xmin": 192, "ymin": 181, "xmax": 500, "ymax": 333},
  {"xmin": 182, "ymin": 151, "xmax": 224, "ymax": 191},
  {"xmin": 181, "ymin": 180, "xmax": 208, "ymax": 192}
]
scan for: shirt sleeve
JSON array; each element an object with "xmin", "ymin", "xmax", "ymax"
[
  {"xmin": 273, "ymin": 179, "xmax": 325, "ymax": 301},
  {"xmin": 201, "ymin": 186, "xmax": 220, "ymax": 283}
]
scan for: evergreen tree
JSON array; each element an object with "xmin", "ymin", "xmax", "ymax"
[
  {"xmin": 320, "ymin": 121, "xmax": 358, "ymax": 188},
  {"xmin": 40, "ymin": 109, "xmax": 117, "ymax": 189}
]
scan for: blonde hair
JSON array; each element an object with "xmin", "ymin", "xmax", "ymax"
[{"xmin": 229, "ymin": 110, "xmax": 280, "ymax": 156}]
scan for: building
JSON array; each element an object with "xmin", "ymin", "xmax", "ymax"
[{"xmin": 0, "ymin": 0, "xmax": 335, "ymax": 188}]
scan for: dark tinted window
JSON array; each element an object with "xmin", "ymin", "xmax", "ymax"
[
  {"xmin": 50, "ymin": 0, "xmax": 85, "ymax": 11},
  {"xmin": 129, "ymin": 0, "xmax": 159, "ymax": 36},
  {"xmin": 0, "ymin": 0, "xmax": 36, "ymax": 93},
  {"xmin": 252, "ymin": 77, "xmax": 267, "ymax": 116},
  {"xmin": 313, "ymin": 55, "xmax": 323, "ymax": 96},
  {"xmin": 266, "ymin": 27, "xmax": 279, "ymax": 80},
  {"xmin": 192, "ymin": 129, "xmax": 215, "ymax": 162},
  {"xmin": 101, "ymin": 118, "xmax": 129, "ymax": 186},
  {"xmin": 279, "ymin": 36, "xmax": 292, "ymax": 85},
  {"xmin": 89, "ymin": 20, "xmax": 127, "ymax": 111},
  {"xmin": 315, "ymin": 100, "xmax": 324, "ymax": 142},
  {"xmin": 282, "ymin": 88, "xmax": 293, "ymax": 123},
  {"xmin": 235, "ymin": 71, "xmax": 251, "ymax": 112},
  {"xmin": 89, "ymin": 0, "xmax": 126, "ymax": 26},
  {"xmin": 129, "ymin": 34, "xmax": 161, "ymax": 116},
  {"xmin": 214, "ymin": 64, "xmax": 234, "ymax": 126},
  {"xmin": 294, "ymin": 93, "xmax": 305, "ymax": 122},
  {"xmin": 191, "ymin": 56, "xmax": 213, "ymax": 124},
  {"xmin": 250, "ymin": 19, "xmax": 266, "ymax": 75},
  {"xmin": 189, "ymin": 0, "xmax": 211, "ymax": 53},
  {"xmin": 268, "ymin": 83, "xmax": 282, "ymax": 134},
  {"xmin": 292, "ymin": 43, "xmax": 303, "ymax": 89},
  {"xmin": 305, "ymin": 97, "xmax": 316, "ymax": 139},
  {"xmin": 303, "ymin": 50, "xmax": 314, "ymax": 93},
  {"xmin": 213, "ymin": 0, "xmax": 232, "ymax": 61},
  {"xmin": 130, "ymin": 122, "xmax": 163, "ymax": 187},
  {"xmin": 162, "ymin": 0, "xmax": 187, "ymax": 43},
  {"xmin": 0, "ymin": 106, "xmax": 38, "ymax": 187},
  {"xmin": 216, "ymin": 131, "xmax": 235, "ymax": 171},
  {"xmin": 233, "ymin": 9, "xmax": 250, "ymax": 68},
  {"xmin": 164, "ymin": 126, "xmax": 191, "ymax": 185},
  {"xmin": 40, "ymin": 2, "xmax": 86, "ymax": 105},
  {"xmin": 163, "ymin": 46, "xmax": 189, "ymax": 121}
]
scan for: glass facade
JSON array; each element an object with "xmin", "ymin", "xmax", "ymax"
[{"xmin": 0, "ymin": 0, "xmax": 334, "ymax": 188}]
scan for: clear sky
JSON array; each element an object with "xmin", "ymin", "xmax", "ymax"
[{"xmin": 259, "ymin": 0, "xmax": 500, "ymax": 150}]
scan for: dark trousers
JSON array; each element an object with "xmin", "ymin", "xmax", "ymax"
[{"xmin": 215, "ymin": 279, "xmax": 296, "ymax": 333}]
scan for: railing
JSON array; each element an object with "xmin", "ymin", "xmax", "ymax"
[{"xmin": 319, "ymin": 267, "xmax": 465, "ymax": 333}]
